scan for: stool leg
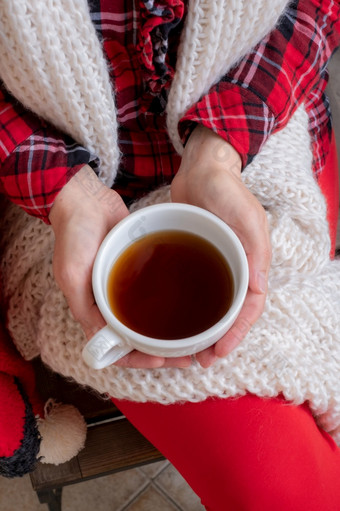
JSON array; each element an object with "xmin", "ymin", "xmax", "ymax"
[{"xmin": 36, "ymin": 488, "xmax": 62, "ymax": 511}]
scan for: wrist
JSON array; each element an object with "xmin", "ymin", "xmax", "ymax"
[
  {"xmin": 184, "ymin": 125, "xmax": 242, "ymax": 177},
  {"xmin": 49, "ymin": 165, "xmax": 129, "ymax": 234},
  {"xmin": 49, "ymin": 165, "xmax": 105, "ymax": 227}
]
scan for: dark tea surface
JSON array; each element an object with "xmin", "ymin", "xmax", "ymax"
[{"xmin": 107, "ymin": 230, "xmax": 233, "ymax": 339}]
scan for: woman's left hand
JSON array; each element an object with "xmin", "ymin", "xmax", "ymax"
[{"xmin": 171, "ymin": 125, "xmax": 271, "ymax": 368}]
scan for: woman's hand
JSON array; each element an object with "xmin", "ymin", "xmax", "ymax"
[
  {"xmin": 49, "ymin": 165, "xmax": 191, "ymax": 369},
  {"xmin": 171, "ymin": 126, "xmax": 271, "ymax": 368},
  {"xmin": 49, "ymin": 165, "xmax": 128, "ymax": 339}
]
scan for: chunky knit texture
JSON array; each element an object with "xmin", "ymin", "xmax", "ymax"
[
  {"xmin": 1, "ymin": 0, "xmax": 340, "ymax": 445},
  {"xmin": 166, "ymin": 0, "xmax": 290, "ymax": 153},
  {"xmin": 0, "ymin": 0, "xmax": 288, "ymax": 168},
  {"xmin": 0, "ymin": 0, "xmax": 119, "ymax": 187}
]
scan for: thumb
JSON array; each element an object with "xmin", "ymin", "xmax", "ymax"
[
  {"xmin": 247, "ymin": 252, "xmax": 271, "ymax": 295},
  {"xmin": 233, "ymin": 202, "xmax": 271, "ymax": 296},
  {"xmin": 63, "ymin": 274, "xmax": 106, "ymax": 340}
]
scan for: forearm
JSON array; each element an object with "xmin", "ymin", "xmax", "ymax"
[{"xmin": 0, "ymin": 84, "xmax": 94, "ymax": 223}]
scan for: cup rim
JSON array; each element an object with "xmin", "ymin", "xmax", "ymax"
[{"xmin": 92, "ymin": 203, "xmax": 249, "ymax": 349}]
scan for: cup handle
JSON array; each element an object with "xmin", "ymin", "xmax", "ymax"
[{"xmin": 82, "ymin": 326, "xmax": 132, "ymax": 369}]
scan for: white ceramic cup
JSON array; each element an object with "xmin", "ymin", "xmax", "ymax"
[{"xmin": 82, "ymin": 203, "xmax": 249, "ymax": 369}]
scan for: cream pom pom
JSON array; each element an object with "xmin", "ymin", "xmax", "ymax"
[{"xmin": 37, "ymin": 399, "xmax": 87, "ymax": 465}]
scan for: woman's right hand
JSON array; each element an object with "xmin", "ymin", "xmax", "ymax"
[
  {"xmin": 49, "ymin": 165, "xmax": 191, "ymax": 369},
  {"xmin": 49, "ymin": 165, "xmax": 129, "ymax": 340}
]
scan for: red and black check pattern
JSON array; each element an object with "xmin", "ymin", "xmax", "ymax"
[
  {"xmin": 0, "ymin": 0, "xmax": 339, "ymax": 222},
  {"xmin": 0, "ymin": 89, "xmax": 95, "ymax": 221},
  {"xmin": 180, "ymin": 0, "xmax": 340, "ymax": 170}
]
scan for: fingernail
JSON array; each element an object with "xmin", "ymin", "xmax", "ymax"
[
  {"xmin": 200, "ymin": 356, "xmax": 218, "ymax": 368},
  {"xmin": 257, "ymin": 271, "xmax": 267, "ymax": 293}
]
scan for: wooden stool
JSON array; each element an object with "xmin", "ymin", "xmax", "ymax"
[{"xmin": 29, "ymin": 359, "xmax": 164, "ymax": 511}]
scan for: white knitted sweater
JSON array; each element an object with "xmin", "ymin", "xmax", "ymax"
[{"xmin": 1, "ymin": 0, "xmax": 340, "ymax": 444}]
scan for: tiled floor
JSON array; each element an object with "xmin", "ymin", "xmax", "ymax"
[
  {"xmin": 0, "ymin": 460, "xmax": 205, "ymax": 511},
  {"xmin": 0, "ymin": 44, "xmax": 339, "ymax": 511},
  {"xmin": 59, "ymin": 459, "xmax": 204, "ymax": 511}
]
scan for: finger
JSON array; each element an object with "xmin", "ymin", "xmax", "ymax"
[
  {"xmin": 58, "ymin": 257, "xmax": 106, "ymax": 338},
  {"xmin": 214, "ymin": 288, "xmax": 266, "ymax": 358},
  {"xmin": 53, "ymin": 222, "xmax": 112, "ymax": 339},
  {"xmin": 79, "ymin": 303, "xmax": 106, "ymax": 340},
  {"xmin": 233, "ymin": 203, "xmax": 271, "ymax": 296},
  {"xmin": 246, "ymin": 246, "xmax": 271, "ymax": 295},
  {"xmin": 195, "ymin": 346, "xmax": 218, "ymax": 368},
  {"xmin": 114, "ymin": 351, "xmax": 166, "ymax": 368},
  {"xmin": 114, "ymin": 351, "xmax": 192, "ymax": 369},
  {"xmin": 162, "ymin": 356, "xmax": 192, "ymax": 368},
  {"xmin": 211, "ymin": 175, "xmax": 271, "ymax": 298}
]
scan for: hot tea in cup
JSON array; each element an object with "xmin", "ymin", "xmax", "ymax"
[{"xmin": 107, "ymin": 229, "xmax": 234, "ymax": 339}]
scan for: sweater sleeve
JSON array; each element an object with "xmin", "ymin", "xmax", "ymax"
[
  {"xmin": 178, "ymin": 0, "xmax": 340, "ymax": 168},
  {"xmin": 0, "ymin": 84, "xmax": 96, "ymax": 223}
]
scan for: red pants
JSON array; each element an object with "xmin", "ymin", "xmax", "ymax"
[{"xmin": 113, "ymin": 134, "xmax": 340, "ymax": 510}]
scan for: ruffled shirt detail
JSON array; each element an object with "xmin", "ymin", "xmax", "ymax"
[{"xmin": 137, "ymin": 0, "xmax": 185, "ymax": 112}]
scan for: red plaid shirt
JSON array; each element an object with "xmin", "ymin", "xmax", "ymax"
[{"xmin": 0, "ymin": 0, "xmax": 339, "ymax": 222}]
